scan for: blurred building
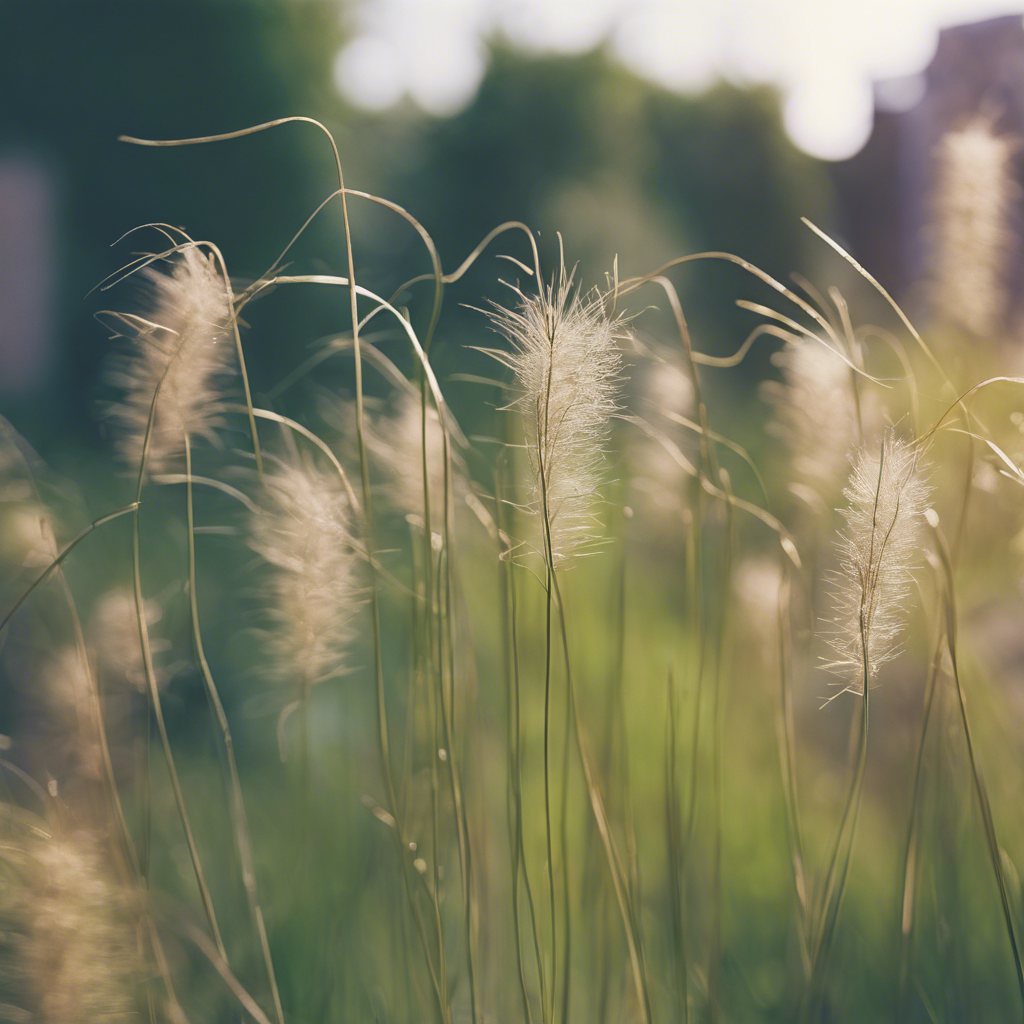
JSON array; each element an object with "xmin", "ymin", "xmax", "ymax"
[
  {"xmin": 833, "ymin": 14, "xmax": 1024, "ymax": 329},
  {"xmin": 0, "ymin": 157, "xmax": 55, "ymax": 395}
]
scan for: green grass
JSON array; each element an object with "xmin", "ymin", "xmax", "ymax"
[{"xmin": 3, "ymin": 116, "xmax": 1024, "ymax": 1024}]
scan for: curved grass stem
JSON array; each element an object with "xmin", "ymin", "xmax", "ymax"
[
  {"xmin": 131, "ymin": 359, "xmax": 224, "ymax": 960},
  {"xmin": 897, "ymin": 627, "xmax": 944, "ymax": 1009},
  {"xmin": 183, "ymin": 435, "xmax": 283, "ymax": 1024}
]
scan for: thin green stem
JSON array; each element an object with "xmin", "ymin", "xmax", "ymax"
[
  {"xmin": 436, "ymin": 404, "xmax": 481, "ymax": 1024},
  {"xmin": 550, "ymin": 570, "xmax": 652, "ymax": 1024},
  {"xmin": 558, "ymin": 660, "xmax": 572, "ymax": 1024},
  {"xmin": 497, "ymin": 464, "xmax": 538, "ymax": 1024},
  {"xmin": 897, "ymin": 627, "xmax": 944, "ymax": 1010},
  {"xmin": 131, "ymin": 362, "xmax": 224, "ymax": 959},
  {"xmin": 708, "ymin": 473, "xmax": 736, "ymax": 1024},
  {"xmin": 184, "ymin": 435, "xmax": 283, "ymax": 1024},
  {"xmin": 331, "ymin": 133, "xmax": 450, "ymax": 1024},
  {"xmin": 133, "ymin": 497, "xmax": 224, "ymax": 957},
  {"xmin": 542, "ymin": 558, "xmax": 558, "ymax": 1024},
  {"xmin": 929, "ymin": 514, "xmax": 1024, "ymax": 1016},
  {"xmin": 665, "ymin": 666, "xmax": 688, "ymax": 1024},
  {"xmin": 775, "ymin": 574, "xmax": 809, "ymax": 980}
]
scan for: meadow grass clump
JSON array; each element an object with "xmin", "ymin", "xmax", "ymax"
[
  {"xmin": 764, "ymin": 338, "xmax": 861, "ymax": 514},
  {"xmin": 2, "ymin": 115, "xmax": 1024, "ymax": 1024},
  {"xmin": 484, "ymin": 269, "xmax": 624, "ymax": 563},
  {"xmin": 105, "ymin": 239, "xmax": 236, "ymax": 475},
  {"xmin": 933, "ymin": 117, "xmax": 1017, "ymax": 337},
  {"xmin": 0, "ymin": 813, "xmax": 140, "ymax": 1024},
  {"xmin": 250, "ymin": 452, "xmax": 364, "ymax": 707},
  {"xmin": 824, "ymin": 431, "xmax": 930, "ymax": 693}
]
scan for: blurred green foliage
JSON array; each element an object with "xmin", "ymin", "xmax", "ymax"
[
  {"xmin": 0, "ymin": 0, "xmax": 834, "ymax": 456},
  {"xmin": 14, "ymin": 6, "xmax": 1021, "ymax": 1024}
]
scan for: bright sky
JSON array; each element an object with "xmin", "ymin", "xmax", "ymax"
[{"xmin": 333, "ymin": 0, "xmax": 1024, "ymax": 160}]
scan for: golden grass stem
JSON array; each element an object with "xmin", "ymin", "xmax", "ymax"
[
  {"xmin": 549, "ymin": 561, "xmax": 652, "ymax": 1024},
  {"xmin": 897, "ymin": 626, "xmax": 944, "ymax": 1009},
  {"xmin": 183, "ymin": 435, "xmax": 284, "ymax": 1024},
  {"xmin": 665, "ymin": 666, "xmax": 688, "ymax": 1024},
  {"xmin": 707, "ymin": 471, "xmax": 736, "ymax": 1024},
  {"xmin": 497, "ymin": 462, "xmax": 539, "ymax": 1024},
  {"xmin": 132, "ymin": 359, "xmax": 225, "ymax": 960},
  {"xmin": 929, "ymin": 518, "xmax": 1024, "ymax": 1015},
  {"xmin": 774, "ymin": 573, "xmax": 809, "ymax": 979}
]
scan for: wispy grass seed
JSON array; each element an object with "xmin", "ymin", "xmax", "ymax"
[
  {"xmin": 486, "ymin": 274, "xmax": 624, "ymax": 562},
  {"xmin": 108, "ymin": 244, "xmax": 234, "ymax": 474},
  {"xmin": 0, "ymin": 829, "xmax": 138, "ymax": 1024},
  {"xmin": 933, "ymin": 118, "xmax": 1017, "ymax": 336},
  {"xmin": 765, "ymin": 340, "xmax": 859, "ymax": 511},
  {"xmin": 249, "ymin": 456, "xmax": 364, "ymax": 693},
  {"xmin": 824, "ymin": 431, "xmax": 930, "ymax": 692}
]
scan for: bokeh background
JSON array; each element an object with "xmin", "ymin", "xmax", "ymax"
[
  {"xmin": 5, "ymin": 3, "xmax": 1024, "ymax": 1022},
  {"xmin": 6, "ymin": 0, "xmax": 1024, "ymax": 462}
]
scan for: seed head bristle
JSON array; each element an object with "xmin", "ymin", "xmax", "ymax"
[
  {"xmin": 824, "ymin": 431, "xmax": 929, "ymax": 692},
  {"xmin": 91, "ymin": 587, "xmax": 166, "ymax": 694},
  {"xmin": 486, "ymin": 271, "xmax": 623, "ymax": 562},
  {"xmin": 0, "ymin": 828, "xmax": 138, "ymax": 1024},
  {"xmin": 250, "ymin": 456, "xmax": 364, "ymax": 690},
  {"xmin": 108, "ymin": 243, "xmax": 234, "ymax": 474},
  {"xmin": 356, "ymin": 392, "xmax": 461, "ymax": 525},
  {"xmin": 764, "ymin": 340, "xmax": 859, "ymax": 510},
  {"xmin": 933, "ymin": 118, "xmax": 1017, "ymax": 336}
]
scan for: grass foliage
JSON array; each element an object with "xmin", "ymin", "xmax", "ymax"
[{"xmin": 2, "ymin": 116, "xmax": 1024, "ymax": 1024}]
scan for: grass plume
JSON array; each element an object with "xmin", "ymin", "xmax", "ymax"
[
  {"xmin": 823, "ymin": 430, "xmax": 929, "ymax": 693},
  {"xmin": 107, "ymin": 242, "xmax": 235, "ymax": 474},
  {"xmin": 485, "ymin": 271, "xmax": 624, "ymax": 563},
  {"xmin": 249, "ymin": 454, "xmax": 364, "ymax": 701}
]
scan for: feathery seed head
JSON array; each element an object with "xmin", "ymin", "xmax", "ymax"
[
  {"xmin": 250, "ymin": 457, "xmax": 363, "ymax": 690},
  {"xmin": 735, "ymin": 556, "xmax": 784, "ymax": 642},
  {"xmin": 40, "ymin": 645, "xmax": 93, "ymax": 732},
  {"xmin": 764, "ymin": 340, "xmax": 859, "ymax": 510},
  {"xmin": 0, "ymin": 418, "xmax": 60, "ymax": 573},
  {"xmin": 365, "ymin": 392, "xmax": 461, "ymax": 524},
  {"xmin": 824, "ymin": 431, "xmax": 930, "ymax": 692},
  {"xmin": 9, "ymin": 645, "xmax": 105, "ymax": 793},
  {"xmin": 933, "ymin": 119, "xmax": 1017, "ymax": 336},
  {"xmin": 627, "ymin": 351, "xmax": 695, "ymax": 525},
  {"xmin": 91, "ymin": 588, "xmax": 164, "ymax": 694},
  {"xmin": 486, "ymin": 273, "xmax": 624, "ymax": 562},
  {"xmin": 0, "ymin": 828, "xmax": 138, "ymax": 1024},
  {"xmin": 324, "ymin": 393, "xmax": 466, "ymax": 529},
  {"xmin": 108, "ymin": 244, "xmax": 234, "ymax": 474},
  {"xmin": 0, "ymin": 505, "xmax": 58, "ymax": 570},
  {"xmin": 642, "ymin": 358, "xmax": 694, "ymax": 419},
  {"xmin": 381, "ymin": 393, "xmax": 448, "ymax": 520}
]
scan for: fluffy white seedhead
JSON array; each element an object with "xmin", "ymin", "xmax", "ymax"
[
  {"xmin": 108, "ymin": 244, "xmax": 234, "ymax": 474},
  {"xmin": 642, "ymin": 357, "xmax": 694, "ymax": 419},
  {"xmin": 734, "ymin": 556, "xmax": 785, "ymax": 643},
  {"xmin": 0, "ymin": 417, "xmax": 61, "ymax": 572},
  {"xmin": 764, "ymin": 340, "xmax": 860, "ymax": 511},
  {"xmin": 626, "ymin": 351, "xmax": 696, "ymax": 524},
  {"xmin": 824, "ymin": 431, "xmax": 930, "ymax": 692},
  {"xmin": 250, "ymin": 458, "xmax": 363, "ymax": 690},
  {"xmin": 934, "ymin": 119, "xmax": 1017, "ymax": 336},
  {"xmin": 367, "ymin": 392, "xmax": 462, "ymax": 526},
  {"xmin": 1, "ymin": 830, "xmax": 138, "ymax": 1024},
  {"xmin": 39, "ymin": 645, "xmax": 97, "ymax": 769},
  {"xmin": 379, "ymin": 393, "xmax": 446, "ymax": 518},
  {"xmin": 487, "ymin": 274, "xmax": 623, "ymax": 562},
  {"xmin": 324, "ymin": 393, "xmax": 466, "ymax": 532},
  {"xmin": 91, "ymin": 588, "xmax": 165, "ymax": 693}
]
